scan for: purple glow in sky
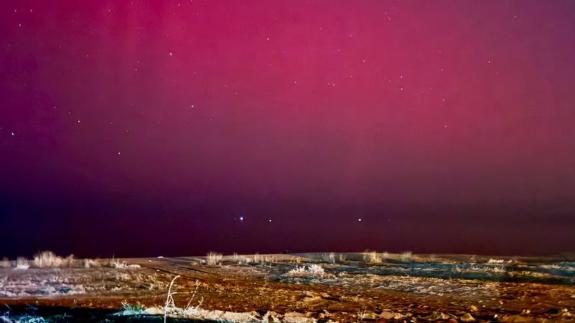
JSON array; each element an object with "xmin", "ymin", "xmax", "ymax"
[{"xmin": 1, "ymin": 0, "xmax": 575, "ymax": 257}]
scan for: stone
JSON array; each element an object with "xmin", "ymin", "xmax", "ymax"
[{"xmin": 460, "ymin": 312, "xmax": 475, "ymax": 322}]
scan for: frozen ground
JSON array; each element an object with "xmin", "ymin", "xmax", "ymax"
[{"xmin": 0, "ymin": 253, "xmax": 574, "ymax": 322}]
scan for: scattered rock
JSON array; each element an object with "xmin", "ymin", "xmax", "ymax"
[
  {"xmin": 498, "ymin": 315, "xmax": 532, "ymax": 322},
  {"xmin": 426, "ymin": 312, "xmax": 451, "ymax": 320},
  {"xmin": 317, "ymin": 310, "xmax": 333, "ymax": 321},
  {"xmin": 460, "ymin": 312, "xmax": 475, "ymax": 322},
  {"xmin": 360, "ymin": 311, "xmax": 379, "ymax": 320},
  {"xmin": 283, "ymin": 312, "xmax": 316, "ymax": 323},
  {"xmin": 262, "ymin": 311, "xmax": 282, "ymax": 322},
  {"xmin": 469, "ymin": 305, "xmax": 479, "ymax": 312},
  {"xmin": 380, "ymin": 311, "xmax": 404, "ymax": 320}
]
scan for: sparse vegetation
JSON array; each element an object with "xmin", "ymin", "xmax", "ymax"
[
  {"xmin": 83, "ymin": 258, "xmax": 101, "ymax": 268},
  {"xmin": 321, "ymin": 252, "xmax": 336, "ymax": 264},
  {"xmin": 0, "ymin": 258, "xmax": 10, "ymax": 268},
  {"xmin": 33, "ymin": 251, "xmax": 75, "ymax": 268},
  {"xmin": 400, "ymin": 251, "xmax": 413, "ymax": 262},
  {"xmin": 119, "ymin": 301, "xmax": 147, "ymax": 315},
  {"xmin": 362, "ymin": 251, "xmax": 382, "ymax": 264},
  {"xmin": 206, "ymin": 252, "xmax": 223, "ymax": 266},
  {"xmin": 15, "ymin": 257, "xmax": 29, "ymax": 270},
  {"xmin": 2, "ymin": 252, "xmax": 574, "ymax": 322},
  {"xmin": 0, "ymin": 251, "xmax": 144, "ymax": 270},
  {"xmin": 286, "ymin": 264, "xmax": 326, "ymax": 278},
  {"xmin": 110, "ymin": 259, "xmax": 141, "ymax": 269},
  {"xmin": 250, "ymin": 254, "xmax": 278, "ymax": 265}
]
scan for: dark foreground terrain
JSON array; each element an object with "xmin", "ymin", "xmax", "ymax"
[{"xmin": 1, "ymin": 253, "xmax": 574, "ymax": 322}]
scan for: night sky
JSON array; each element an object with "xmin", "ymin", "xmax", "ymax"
[{"xmin": 1, "ymin": 1, "xmax": 575, "ymax": 258}]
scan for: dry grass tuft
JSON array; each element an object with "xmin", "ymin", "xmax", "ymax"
[
  {"xmin": 400, "ymin": 251, "xmax": 413, "ymax": 262},
  {"xmin": 206, "ymin": 252, "xmax": 223, "ymax": 266},
  {"xmin": 0, "ymin": 258, "xmax": 10, "ymax": 268},
  {"xmin": 15, "ymin": 257, "xmax": 29, "ymax": 270},
  {"xmin": 110, "ymin": 259, "xmax": 141, "ymax": 269},
  {"xmin": 286, "ymin": 264, "xmax": 326, "ymax": 278},
  {"xmin": 33, "ymin": 251, "xmax": 75, "ymax": 268},
  {"xmin": 362, "ymin": 251, "xmax": 382, "ymax": 264},
  {"xmin": 321, "ymin": 252, "xmax": 336, "ymax": 264}
]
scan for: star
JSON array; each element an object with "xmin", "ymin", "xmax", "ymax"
[
  {"xmin": 357, "ymin": 218, "xmax": 363, "ymax": 222},
  {"xmin": 11, "ymin": 132, "xmax": 15, "ymax": 136},
  {"xmin": 239, "ymin": 216, "xmax": 244, "ymax": 221}
]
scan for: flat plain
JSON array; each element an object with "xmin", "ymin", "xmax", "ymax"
[{"xmin": 1, "ymin": 253, "xmax": 574, "ymax": 322}]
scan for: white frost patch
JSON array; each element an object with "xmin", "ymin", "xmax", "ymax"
[
  {"xmin": 14, "ymin": 264, "xmax": 30, "ymax": 271},
  {"xmin": 285, "ymin": 265, "xmax": 326, "ymax": 278},
  {"xmin": 117, "ymin": 306, "xmax": 317, "ymax": 323},
  {"xmin": 0, "ymin": 315, "xmax": 48, "ymax": 323},
  {"xmin": 111, "ymin": 259, "xmax": 141, "ymax": 269},
  {"xmin": 373, "ymin": 275, "xmax": 500, "ymax": 298},
  {"xmin": 0, "ymin": 278, "xmax": 86, "ymax": 297},
  {"xmin": 15, "ymin": 258, "xmax": 30, "ymax": 270},
  {"xmin": 145, "ymin": 306, "xmax": 261, "ymax": 322}
]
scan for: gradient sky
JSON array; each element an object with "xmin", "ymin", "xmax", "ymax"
[{"xmin": 1, "ymin": 0, "xmax": 575, "ymax": 257}]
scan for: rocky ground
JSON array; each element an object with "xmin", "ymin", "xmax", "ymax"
[{"xmin": 1, "ymin": 253, "xmax": 574, "ymax": 322}]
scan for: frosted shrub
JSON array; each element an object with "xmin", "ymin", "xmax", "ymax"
[
  {"xmin": 362, "ymin": 251, "xmax": 382, "ymax": 264},
  {"xmin": 111, "ymin": 259, "xmax": 141, "ymax": 269},
  {"xmin": 33, "ymin": 251, "xmax": 75, "ymax": 268},
  {"xmin": 286, "ymin": 264, "xmax": 326, "ymax": 277},
  {"xmin": 400, "ymin": 251, "xmax": 413, "ymax": 262},
  {"xmin": 84, "ymin": 259, "xmax": 101, "ymax": 268},
  {"xmin": 15, "ymin": 257, "xmax": 29, "ymax": 270},
  {"xmin": 0, "ymin": 258, "xmax": 10, "ymax": 268},
  {"xmin": 321, "ymin": 252, "xmax": 336, "ymax": 264},
  {"xmin": 206, "ymin": 252, "xmax": 223, "ymax": 266}
]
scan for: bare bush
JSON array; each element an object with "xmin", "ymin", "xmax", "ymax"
[
  {"xmin": 33, "ymin": 251, "xmax": 75, "ymax": 268},
  {"xmin": 15, "ymin": 257, "xmax": 29, "ymax": 270},
  {"xmin": 110, "ymin": 259, "xmax": 141, "ymax": 269},
  {"xmin": 400, "ymin": 251, "xmax": 413, "ymax": 262},
  {"xmin": 321, "ymin": 252, "xmax": 336, "ymax": 264},
  {"xmin": 83, "ymin": 258, "xmax": 102, "ymax": 268},
  {"xmin": 206, "ymin": 252, "xmax": 223, "ymax": 266},
  {"xmin": 286, "ymin": 264, "xmax": 326, "ymax": 278},
  {"xmin": 362, "ymin": 251, "xmax": 382, "ymax": 264},
  {"xmin": 0, "ymin": 258, "xmax": 10, "ymax": 268}
]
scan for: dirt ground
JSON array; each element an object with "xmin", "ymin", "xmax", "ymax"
[{"xmin": 1, "ymin": 253, "xmax": 574, "ymax": 322}]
